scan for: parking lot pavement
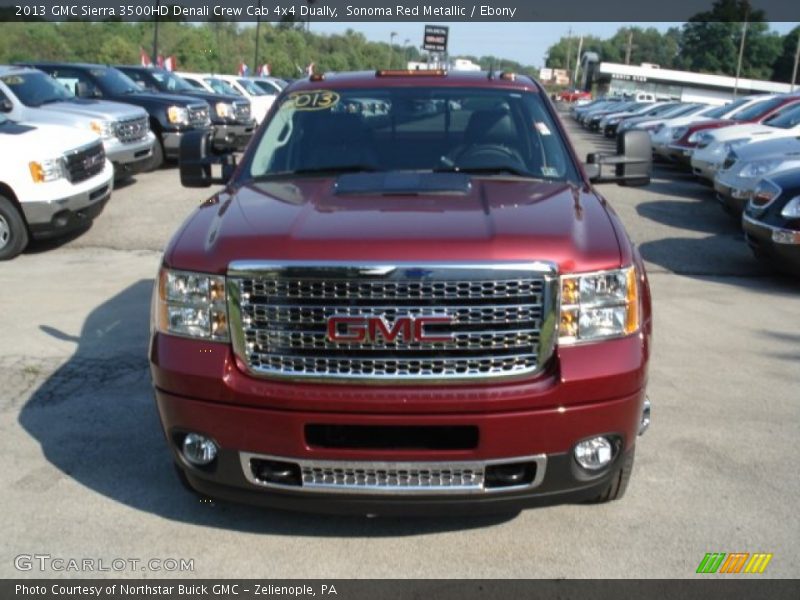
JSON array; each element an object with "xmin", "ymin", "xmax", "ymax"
[{"xmin": 1, "ymin": 120, "xmax": 799, "ymax": 579}]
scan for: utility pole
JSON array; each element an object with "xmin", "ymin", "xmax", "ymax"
[
  {"xmin": 151, "ymin": 0, "xmax": 161, "ymax": 65},
  {"xmin": 573, "ymin": 35, "xmax": 584, "ymax": 89},
  {"xmin": 733, "ymin": 11, "xmax": 749, "ymax": 98},
  {"xmin": 565, "ymin": 27, "xmax": 573, "ymax": 74},
  {"xmin": 389, "ymin": 32, "xmax": 397, "ymax": 68},
  {"xmin": 625, "ymin": 29, "xmax": 634, "ymax": 65},
  {"xmin": 253, "ymin": 0, "xmax": 262, "ymax": 74},
  {"xmin": 791, "ymin": 33, "xmax": 800, "ymax": 92}
]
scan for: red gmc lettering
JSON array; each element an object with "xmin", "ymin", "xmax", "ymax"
[{"xmin": 327, "ymin": 316, "xmax": 452, "ymax": 343}]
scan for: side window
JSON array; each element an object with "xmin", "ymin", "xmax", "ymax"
[
  {"xmin": 52, "ymin": 69, "xmax": 99, "ymax": 98},
  {"xmin": 184, "ymin": 78, "xmax": 203, "ymax": 89}
]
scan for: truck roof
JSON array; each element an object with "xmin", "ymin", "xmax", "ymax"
[{"xmin": 286, "ymin": 70, "xmax": 540, "ymax": 92}]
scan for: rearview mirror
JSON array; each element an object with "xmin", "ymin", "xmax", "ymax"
[
  {"xmin": 585, "ymin": 130, "xmax": 652, "ymax": 186},
  {"xmin": 179, "ymin": 130, "xmax": 237, "ymax": 188}
]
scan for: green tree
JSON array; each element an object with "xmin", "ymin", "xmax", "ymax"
[{"xmin": 770, "ymin": 26, "xmax": 800, "ymax": 83}]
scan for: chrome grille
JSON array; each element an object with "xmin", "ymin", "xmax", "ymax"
[
  {"xmin": 64, "ymin": 141, "xmax": 105, "ymax": 183},
  {"xmin": 241, "ymin": 453, "xmax": 547, "ymax": 495},
  {"xmin": 232, "ymin": 101, "xmax": 251, "ymax": 122},
  {"xmin": 188, "ymin": 103, "xmax": 211, "ymax": 127},
  {"xmin": 115, "ymin": 115, "xmax": 149, "ymax": 143},
  {"xmin": 228, "ymin": 262, "xmax": 557, "ymax": 383}
]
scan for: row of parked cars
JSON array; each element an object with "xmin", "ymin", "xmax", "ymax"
[
  {"xmin": 0, "ymin": 62, "xmax": 287, "ymax": 260},
  {"xmin": 571, "ymin": 93, "xmax": 800, "ymax": 275}
]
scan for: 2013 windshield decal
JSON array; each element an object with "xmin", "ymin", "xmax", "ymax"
[{"xmin": 285, "ymin": 90, "xmax": 341, "ymax": 111}]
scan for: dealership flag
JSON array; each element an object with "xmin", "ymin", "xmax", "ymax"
[
  {"xmin": 259, "ymin": 64, "xmax": 271, "ymax": 77},
  {"xmin": 164, "ymin": 56, "xmax": 177, "ymax": 72},
  {"xmin": 140, "ymin": 47, "xmax": 152, "ymax": 67},
  {"xmin": 157, "ymin": 55, "xmax": 165, "ymax": 69},
  {"xmin": 305, "ymin": 62, "xmax": 315, "ymax": 75},
  {"xmin": 238, "ymin": 62, "xmax": 249, "ymax": 77}
]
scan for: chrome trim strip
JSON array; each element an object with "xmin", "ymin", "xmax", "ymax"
[{"xmin": 239, "ymin": 452, "xmax": 548, "ymax": 495}]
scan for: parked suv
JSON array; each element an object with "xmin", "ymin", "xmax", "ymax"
[
  {"xmin": 0, "ymin": 66, "xmax": 154, "ymax": 178},
  {"xmin": 116, "ymin": 66, "xmax": 256, "ymax": 151},
  {"xmin": 0, "ymin": 114, "xmax": 113, "ymax": 259},
  {"xmin": 23, "ymin": 63, "xmax": 212, "ymax": 169},
  {"xmin": 151, "ymin": 71, "xmax": 653, "ymax": 515}
]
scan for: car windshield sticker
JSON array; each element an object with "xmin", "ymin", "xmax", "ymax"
[
  {"xmin": 535, "ymin": 121, "xmax": 552, "ymax": 136},
  {"xmin": 285, "ymin": 90, "xmax": 341, "ymax": 111},
  {"xmin": 541, "ymin": 166, "xmax": 559, "ymax": 178}
]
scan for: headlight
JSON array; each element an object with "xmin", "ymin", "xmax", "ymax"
[
  {"xmin": 739, "ymin": 158, "xmax": 784, "ymax": 179},
  {"xmin": 167, "ymin": 105, "xmax": 189, "ymax": 125},
  {"xmin": 749, "ymin": 179, "xmax": 781, "ymax": 209},
  {"xmin": 721, "ymin": 138, "xmax": 749, "ymax": 155},
  {"xmin": 154, "ymin": 268, "xmax": 229, "ymax": 341},
  {"xmin": 90, "ymin": 119, "xmax": 115, "ymax": 140},
  {"xmin": 215, "ymin": 102, "xmax": 233, "ymax": 119},
  {"xmin": 780, "ymin": 195, "xmax": 800, "ymax": 219},
  {"xmin": 671, "ymin": 127, "xmax": 687, "ymax": 141},
  {"xmin": 29, "ymin": 158, "xmax": 65, "ymax": 183},
  {"xmin": 559, "ymin": 266, "xmax": 639, "ymax": 344},
  {"xmin": 688, "ymin": 131, "xmax": 710, "ymax": 146}
]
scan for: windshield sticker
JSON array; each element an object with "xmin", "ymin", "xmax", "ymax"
[
  {"xmin": 541, "ymin": 166, "xmax": 559, "ymax": 178},
  {"xmin": 0, "ymin": 76, "xmax": 23, "ymax": 85},
  {"xmin": 534, "ymin": 121, "xmax": 552, "ymax": 136},
  {"xmin": 285, "ymin": 90, "xmax": 341, "ymax": 111}
]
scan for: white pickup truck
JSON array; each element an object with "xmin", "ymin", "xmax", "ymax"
[
  {"xmin": 0, "ymin": 114, "xmax": 113, "ymax": 259},
  {"xmin": 0, "ymin": 66, "xmax": 155, "ymax": 179}
]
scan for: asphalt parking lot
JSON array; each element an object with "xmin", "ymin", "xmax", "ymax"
[{"xmin": 1, "ymin": 111, "xmax": 798, "ymax": 579}]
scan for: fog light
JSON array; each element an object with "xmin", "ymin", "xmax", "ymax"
[
  {"xmin": 182, "ymin": 433, "xmax": 218, "ymax": 466},
  {"xmin": 574, "ymin": 437, "xmax": 614, "ymax": 470}
]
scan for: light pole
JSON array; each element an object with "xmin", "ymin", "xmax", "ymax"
[
  {"xmin": 151, "ymin": 0, "xmax": 161, "ymax": 65},
  {"xmin": 254, "ymin": 0, "xmax": 262, "ymax": 75},
  {"xmin": 791, "ymin": 32, "xmax": 800, "ymax": 93},
  {"xmin": 389, "ymin": 32, "xmax": 398, "ymax": 68},
  {"xmin": 733, "ymin": 12, "xmax": 749, "ymax": 98}
]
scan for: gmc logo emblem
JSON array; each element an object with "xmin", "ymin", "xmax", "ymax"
[{"xmin": 327, "ymin": 316, "xmax": 453, "ymax": 344}]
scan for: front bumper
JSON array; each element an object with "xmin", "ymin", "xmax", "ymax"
[
  {"xmin": 105, "ymin": 132, "xmax": 156, "ymax": 174},
  {"xmin": 714, "ymin": 176, "xmax": 753, "ymax": 214},
  {"xmin": 21, "ymin": 162, "xmax": 114, "ymax": 239},
  {"xmin": 162, "ymin": 127, "xmax": 213, "ymax": 159},
  {"xmin": 743, "ymin": 213, "xmax": 800, "ymax": 273},
  {"xmin": 666, "ymin": 144, "xmax": 695, "ymax": 166},
  {"xmin": 151, "ymin": 332, "xmax": 649, "ymax": 514},
  {"xmin": 212, "ymin": 121, "xmax": 257, "ymax": 151},
  {"xmin": 691, "ymin": 154, "xmax": 722, "ymax": 182}
]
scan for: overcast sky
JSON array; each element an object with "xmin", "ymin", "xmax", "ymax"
[{"xmin": 308, "ymin": 21, "xmax": 799, "ymax": 67}]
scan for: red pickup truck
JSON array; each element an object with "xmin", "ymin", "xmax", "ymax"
[{"xmin": 150, "ymin": 70, "xmax": 653, "ymax": 515}]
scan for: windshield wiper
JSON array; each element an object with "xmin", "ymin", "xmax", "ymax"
[
  {"xmin": 254, "ymin": 165, "xmax": 381, "ymax": 179},
  {"xmin": 434, "ymin": 165, "xmax": 541, "ymax": 179}
]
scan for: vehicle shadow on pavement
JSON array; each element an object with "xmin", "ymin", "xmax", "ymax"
[
  {"xmin": 24, "ymin": 223, "xmax": 94, "ymax": 255},
  {"xmin": 17, "ymin": 280, "xmax": 518, "ymax": 535}
]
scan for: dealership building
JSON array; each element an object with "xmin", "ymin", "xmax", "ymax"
[{"xmin": 580, "ymin": 58, "xmax": 796, "ymax": 105}]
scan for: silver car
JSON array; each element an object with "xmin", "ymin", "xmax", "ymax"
[{"xmin": 0, "ymin": 66, "xmax": 155, "ymax": 178}]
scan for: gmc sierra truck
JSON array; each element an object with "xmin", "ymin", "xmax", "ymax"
[
  {"xmin": 151, "ymin": 70, "xmax": 653, "ymax": 515},
  {"xmin": 0, "ymin": 114, "xmax": 113, "ymax": 259},
  {"xmin": 24, "ymin": 62, "xmax": 212, "ymax": 169},
  {"xmin": 0, "ymin": 66, "xmax": 154, "ymax": 179}
]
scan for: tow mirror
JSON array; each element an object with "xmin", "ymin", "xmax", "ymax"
[
  {"xmin": 179, "ymin": 130, "xmax": 237, "ymax": 188},
  {"xmin": 585, "ymin": 130, "xmax": 652, "ymax": 186},
  {"xmin": 0, "ymin": 98, "xmax": 12, "ymax": 112}
]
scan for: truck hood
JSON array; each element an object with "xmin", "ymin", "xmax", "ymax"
[
  {"xmin": 0, "ymin": 120, "xmax": 99, "ymax": 154},
  {"xmin": 117, "ymin": 91, "xmax": 208, "ymax": 107},
  {"xmin": 166, "ymin": 177, "xmax": 622, "ymax": 275},
  {"xmin": 46, "ymin": 98, "xmax": 147, "ymax": 121}
]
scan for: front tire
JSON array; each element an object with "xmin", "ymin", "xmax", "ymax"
[
  {"xmin": 148, "ymin": 135, "xmax": 165, "ymax": 172},
  {"xmin": 0, "ymin": 195, "xmax": 29, "ymax": 261}
]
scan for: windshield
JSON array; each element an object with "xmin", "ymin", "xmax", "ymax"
[
  {"xmin": 247, "ymin": 87, "xmax": 577, "ymax": 183},
  {"xmin": 151, "ymin": 71, "xmax": 195, "ymax": 92},
  {"xmin": 237, "ymin": 78, "xmax": 267, "ymax": 96},
  {"xmin": 0, "ymin": 71, "xmax": 73, "ymax": 106},
  {"xmin": 763, "ymin": 102, "xmax": 800, "ymax": 129},
  {"xmin": 730, "ymin": 97, "xmax": 784, "ymax": 121},
  {"xmin": 90, "ymin": 67, "xmax": 140, "ymax": 95},
  {"xmin": 204, "ymin": 77, "xmax": 240, "ymax": 95}
]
